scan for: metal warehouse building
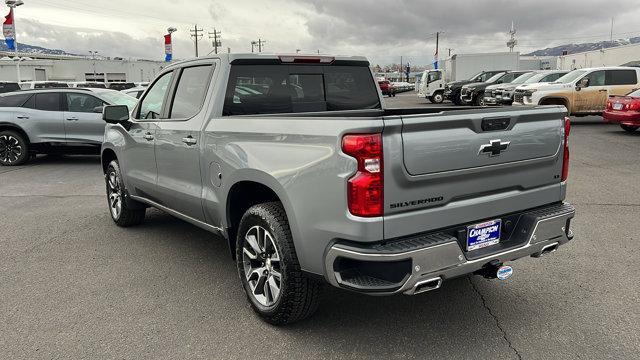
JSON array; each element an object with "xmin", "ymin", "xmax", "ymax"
[
  {"xmin": 0, "ymin": 52, "xmax": 165, "ymax": 83},
  {"xmin": 558, "ymin": 42, "xmax": 640, "ymax": 70}
]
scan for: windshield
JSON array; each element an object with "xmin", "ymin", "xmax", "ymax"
[
  {"xmin": 511, "ymin": 72, "xmax": 536, "ymax": 84},
  {"xmin": 485, "ymin": 73, "xmax": 504, "ymax": 83},
  {"xmin": 468, "ymin": 71, "xmax": 484, "ymax": 82},
  {"xmin": 523, "ymin": 73, "xmax": 548, "ymax": 84},
  {"xmin": 99, "ymin": 91, "xmax": 138, "ymax": 109},
  {"xmin": 555, "ymin": 70, "xmax": 587, "ymax": 84}
]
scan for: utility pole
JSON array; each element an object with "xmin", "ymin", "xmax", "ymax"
[
  {"xmin": 447, "ymin": 48, "xmax": 453, "ymax": 57},
  {"xmin": 190, "ymin": 24, "xmax": 203, "ymax": 57},
  {"xmin": 208, "ymin": 28, "xmax": 222, "ymax": 54},
  {"xmin": 435, "ymin": 31, "xmax": 439, "ymax": 69},
  {"xmin": 400, "ymin": 56, "xmax": 403, "ymax": 82},
  {"xmin": 251, "ymin": 38, "xmax": 266, "ymax": 53}
]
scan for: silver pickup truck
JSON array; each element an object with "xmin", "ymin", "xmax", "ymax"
[{"xmin": 100, "ymin": 54, "xmax": 575, "ymax": 325}]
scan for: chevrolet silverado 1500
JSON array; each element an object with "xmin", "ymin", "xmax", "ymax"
[{"xmin": 100, "ymin": 54, "xmax": 575, "ymax": 325}]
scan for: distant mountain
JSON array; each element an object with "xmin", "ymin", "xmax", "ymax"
[
  {"xmin": 525, "ymin": 37, "xmax": 640, "ymax": 56},
  {"xmin": 0, "ymin": 41, "xmax": 76, "ymax": 56}
]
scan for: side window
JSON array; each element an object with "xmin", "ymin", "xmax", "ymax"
[
  {"xmin": 168, "ymin": 65, "xmax": 213, "ymax": 119},
  {"xmin": 606, "ymin": 70, "xmax": 637, "ymax": 85},
  {"xmin": 26, "ymin": 93, "xmax": 61, "ymax": 111},
  {"xmin": 137, "ymin": 71, "xmax": 174, "ymax": 120},
  {"xmin": 66, "ymin": 93, "xmax": 104, "ymax": 113},
  {"xmin": 584, "ymin": 71, "xmax": 605, "ymax": 87},
  {"xmin": 0, "ymin": 93, "xmax": 31, "ymax": 107}
]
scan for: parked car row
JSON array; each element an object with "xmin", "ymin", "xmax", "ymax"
[
  {"xmin": 434, "ymin": 66, "xmax": 640, "ymax": 133},
  {"xmin": 0, "ymin": 81, "xmax": 149, "ymax": 94},
  {"xmin": 377, "ymin": 80, "xmax": 415, "ymax": 97}
]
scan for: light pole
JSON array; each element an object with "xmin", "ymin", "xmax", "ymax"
[
  {"xmin": 89, "ymin": 51, "xmax": 99, "ymax": 81},
  {"xmin": 5, "ymin": 0, "xmax": 24, "ymax": 82}
]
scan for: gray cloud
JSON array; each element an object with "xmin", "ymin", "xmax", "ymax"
[
  {"xmin": 300, "ymin": 0, "xmax": 640, "ymax": 65},
  {"xmin": 13, "ymin": 0, "xmax": 640, "ymax": 66}
]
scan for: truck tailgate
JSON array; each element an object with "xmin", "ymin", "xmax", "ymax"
[{"xmin": 382, "ymin": 106, "xmax": 567, "ymax": 239}]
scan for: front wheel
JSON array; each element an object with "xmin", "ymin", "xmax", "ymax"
[
  {"xmin": 475, "ymin": 92, "xmax": 485, "ymax": 106},
  {"xmin": 106, "ymin": 160, "xmax": 146, "ymax": 227},
  {"xmin": 430, "ymin": 92, "xmax": 444, "ymax": 104},
  {"xmin": 621, "ymin": 124, "xmax": 639, "ymax": 133},
  {"xmin": 0, "ymin": 130, "xmax": 29, "ymax": 166},
  {"xmin": 236, "ymin": 202, "xmax": 321, "ymax": 325}
]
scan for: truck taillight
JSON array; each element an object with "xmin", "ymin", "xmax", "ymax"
[
  {"xmin": 562, "ymin": 116, "xmax": 570, "ymax": 182},
  {"xmin": 342, "ymin": 134, "xmax": 383, "ymax": 217}
]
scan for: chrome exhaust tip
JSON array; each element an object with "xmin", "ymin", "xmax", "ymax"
[
  {"xmin": 408, "ymin": 277, "xmax": 442, "ymax": 295},
  {"xmin": 532, "ymin": 242, "xmax": 559, "ymax": 258}
]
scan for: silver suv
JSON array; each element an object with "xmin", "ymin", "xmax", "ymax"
[{"xmin": 0, "ymin": 88, "xmax": 137, "ymax": 165}]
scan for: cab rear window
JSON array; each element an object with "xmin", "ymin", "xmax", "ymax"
[{"xmin": 223, "ymin": 65, "xmax": 381, "ymax": 115}]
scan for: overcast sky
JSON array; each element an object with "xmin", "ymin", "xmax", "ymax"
[{"xmin": 10, "ymin": 0, "xmax": 640, "ymax": 65}]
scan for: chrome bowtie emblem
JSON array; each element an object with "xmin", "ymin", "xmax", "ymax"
[{"xmin": 479, "ymin": 139, "xmax": 510, "ymax": 156}]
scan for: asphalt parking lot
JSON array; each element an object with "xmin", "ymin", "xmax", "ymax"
[{"xmin": 1, "ymin": 92, "xmax": 639, "ymax": 359}]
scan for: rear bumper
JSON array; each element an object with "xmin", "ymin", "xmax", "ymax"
[
  {"xmin": 603, "ymin": 110, "xmax": 640, "ymax": 125},
  {"xmin": 324, "ymin": 202, "xmax": 575, "ymax": 295}
]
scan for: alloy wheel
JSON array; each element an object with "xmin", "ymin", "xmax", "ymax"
[
  {"xmin": 0, "ymin": 135, "xmax": 23, "ymax": 165},
  {"xmin": 242, "ymin": 225, "xmax": 282, "ymax": 307},
  {"xmin": 107, "ymin": 170, "xmax": 122, "ymax": 219}
]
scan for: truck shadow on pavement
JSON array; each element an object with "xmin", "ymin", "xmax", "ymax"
[{"xmin": 129, "ymin": 209, "xmax": 543, "ymax": 358}]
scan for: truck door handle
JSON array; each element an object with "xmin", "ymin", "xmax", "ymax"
[
  {"xmin": 598, "ymin": 89, "xmax": 608, "ymax": 92},
  {"xmin": 143, "ymin": 133, "xmax": 154, "ymax": 141},
  {"xmin": 16, "ymin": 115, "xmax": 29, "ymax": 119},
  {"xmin": 66, "ymin": 117, "xmax": 79, "ymax": 121},
  {"xmin": 182, "ymin": 136, "xmax": 197, "ymax": 145}
]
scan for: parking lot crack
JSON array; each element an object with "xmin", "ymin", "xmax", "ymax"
[{"xmin": 469, "ymin": 277, "xmax": 523, "ymax": 360}]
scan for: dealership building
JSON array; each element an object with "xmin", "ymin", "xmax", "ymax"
[{"xmin": 0, "ymin": 51, "xmax": 166, "ymax": 83}]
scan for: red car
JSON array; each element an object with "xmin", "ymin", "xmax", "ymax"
[
  {"xmin": 603, "ymin": 89, "xmax": 640, "ymax": 133},
  {"xmin": 378, "ymin": 80, "xmax": 396, "ymax": 97}
]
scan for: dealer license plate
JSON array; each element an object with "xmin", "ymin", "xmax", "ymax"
[{"xmin": 467, "ymin": 219, "xmax": 502, "ymax": 251}]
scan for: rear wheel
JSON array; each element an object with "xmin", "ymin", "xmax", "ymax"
[
  {"xmin": 236, "ymin": 202, "xmax": 321, "ymax": 325},
  {"xmin": 105, "ymin": 160, "xmax": 146, "ymax": 227},
  {"xmin": 620, "ymin": 124, "xmax": 639, "ymax": 132},
  {"xmin": 0, "ymin": 130, "xmax": 29, "ymax": 166}
]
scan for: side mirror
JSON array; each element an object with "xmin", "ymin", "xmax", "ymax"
[
  {"xmin": 93, "ymin": 106, "xmax": 104, "ymax": 113},
  {"xmin": 576, "ymin": 78, "xmax": 589, "ymax": 91},
  {"xmin": 103, "ymin": 105, "xmax": 130, "ymax": 124}
]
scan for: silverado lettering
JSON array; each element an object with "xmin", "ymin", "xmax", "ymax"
[{"xmin": 390, "ymin": 196, "xmax": 445, "ymax": 209}]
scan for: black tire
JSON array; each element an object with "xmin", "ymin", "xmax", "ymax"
[
  {"xmin": 474, "ymin": 92, "xmax": 485, "ymax": 106},
  {"xmin": 620, "ymin": 124, "xmax": 639, "ymax": 133},
  {"xmin": 452, "ymin": 92, "xmax": 463, "ymax": 105},
  {"xmin": 0, "ymin": 130, "xmax": 29, "ymax": 166},
  {"xmin": 430, "ymin": 91, "xmax": 444, "ymax": 104},
  {"xmin": 105, "ymin": 160, "xmax": 145, "ymax": 227},
  {"xmin": 236, "ymin": 202, "xmax": 321, "ymax": 325}
]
